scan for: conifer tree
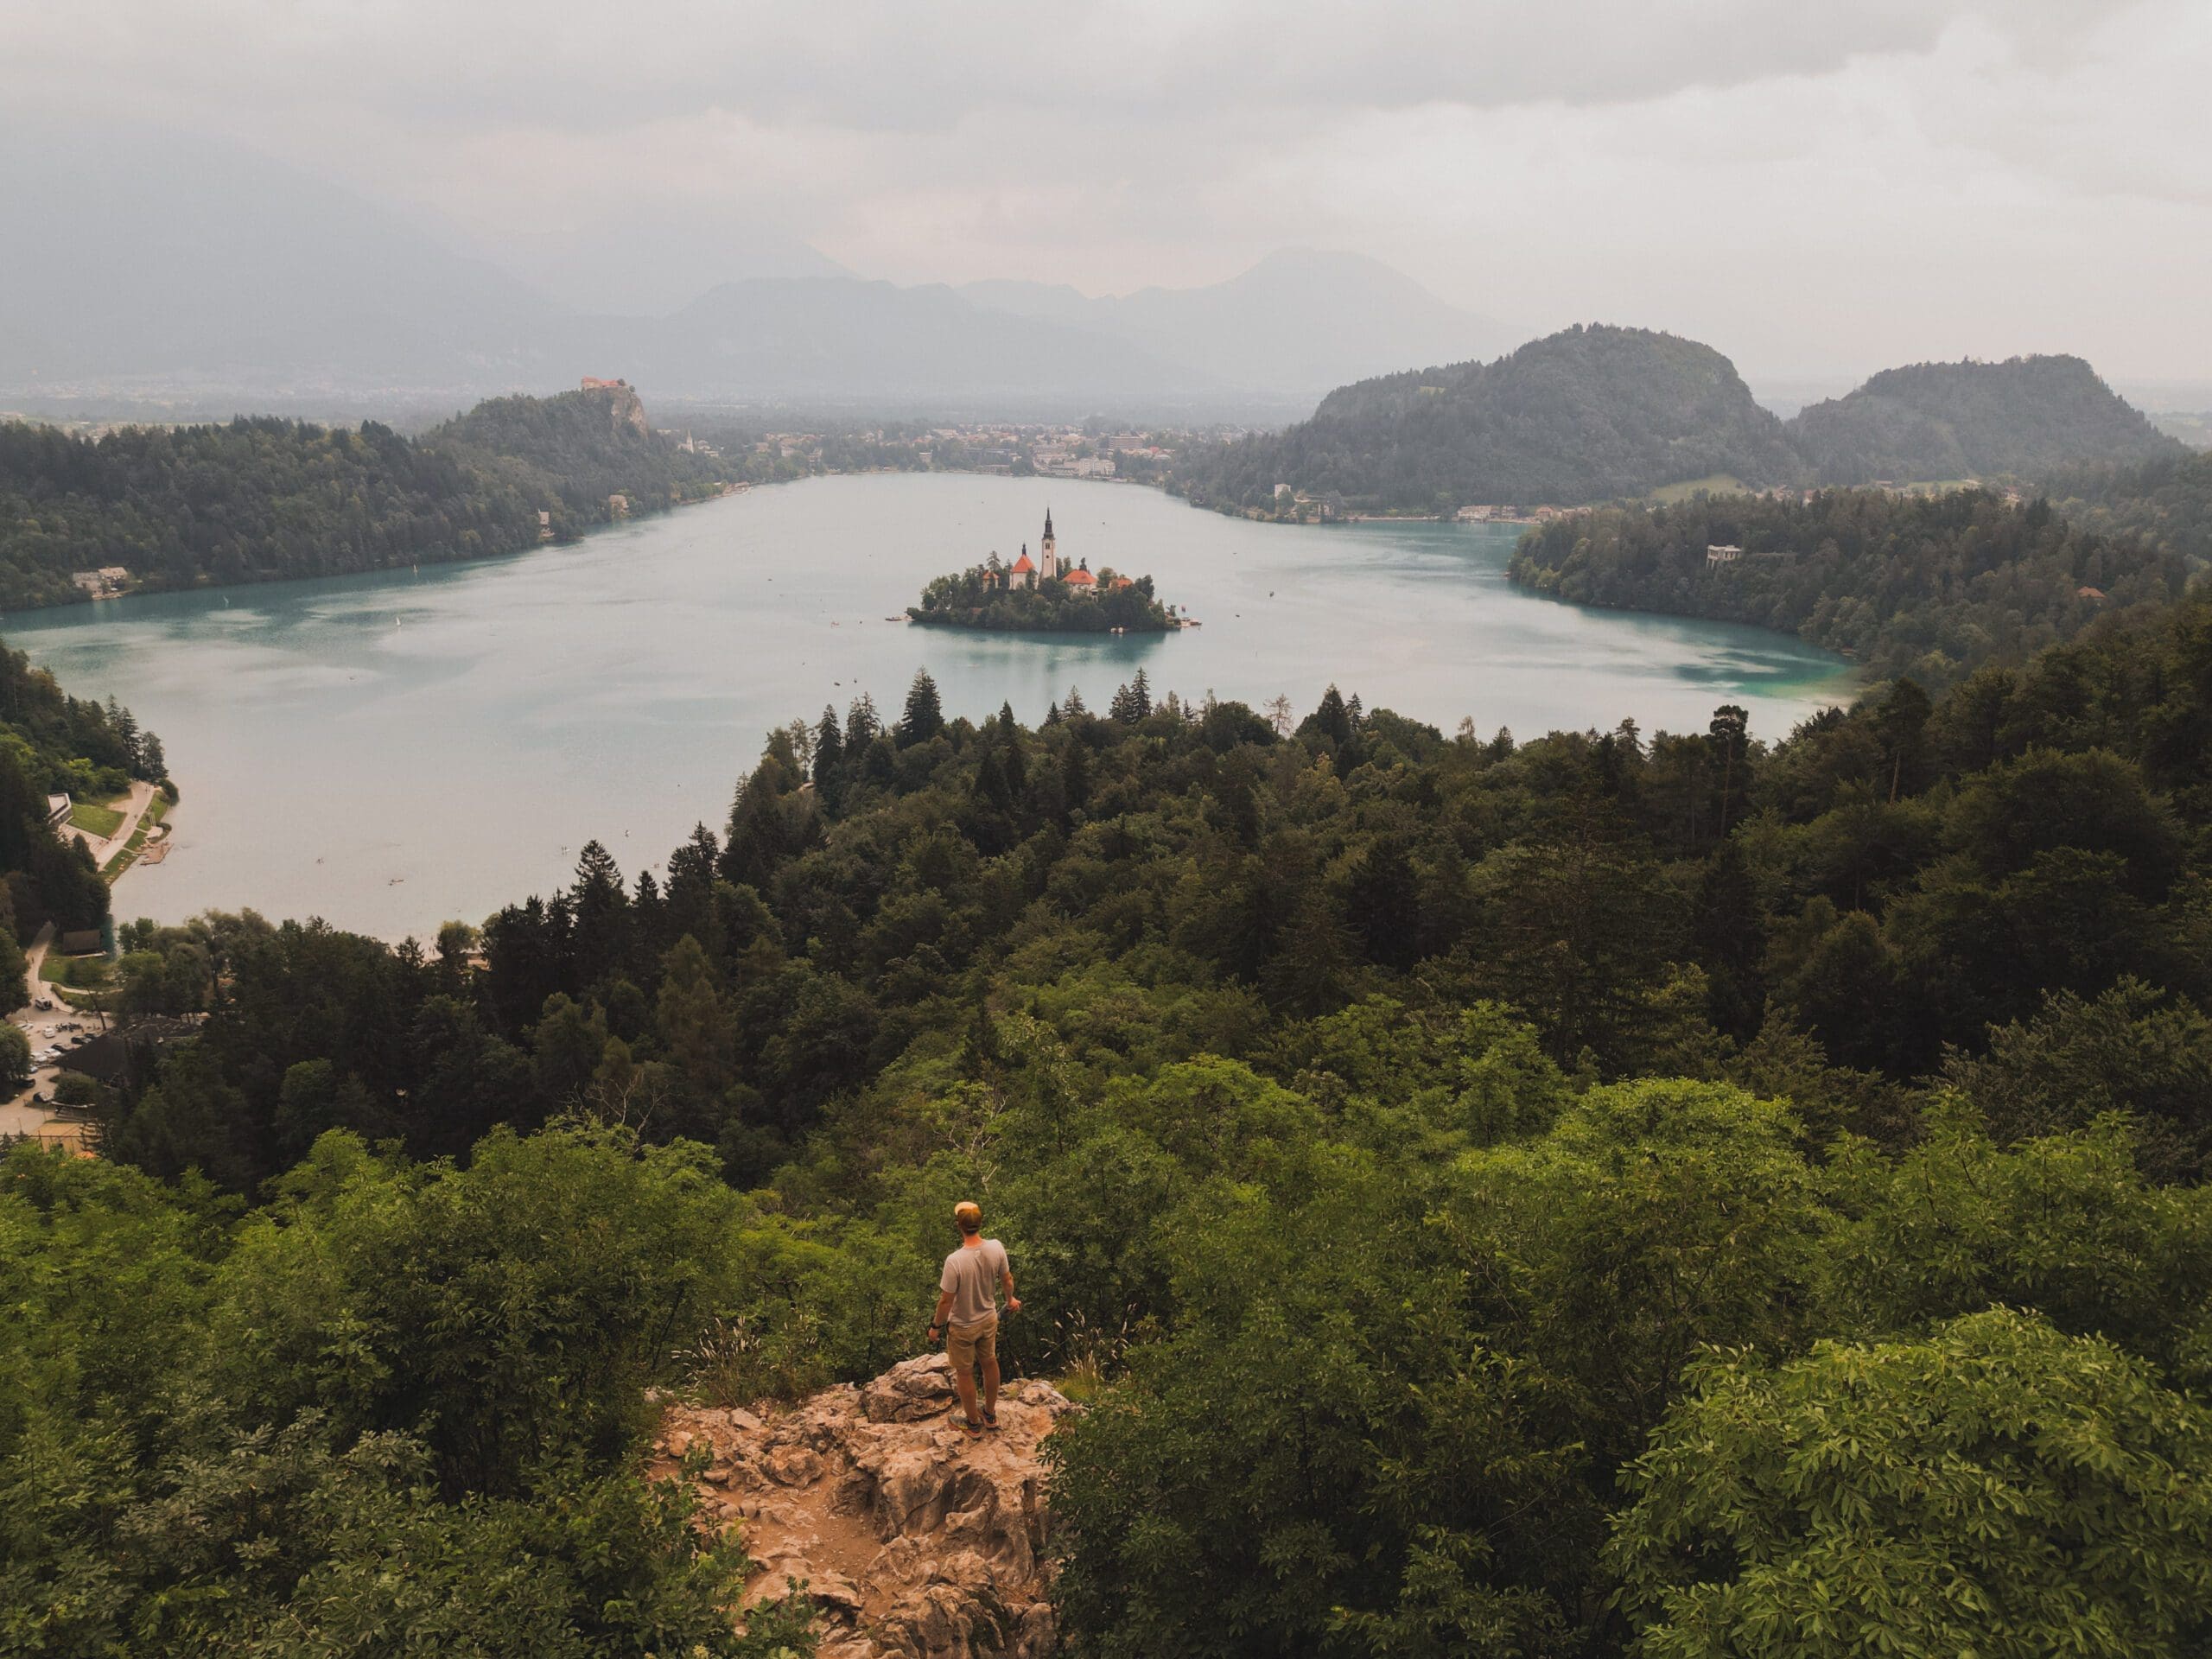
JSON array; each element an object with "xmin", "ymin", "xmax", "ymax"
[
  {"xmin": 897, "ymin": 670, "xmax": 944, "ymax": 747},
  {"xmin": 569, "ymin": 841, "xmax": 630, "ymax": 982},
  {"xmin": 1061, "ymin": 737, "xmax": 1090, "ymax": 817},
  {"xmin": 844, "ymin": 694, "xmax": 881, "ymax": 751},
  {"xmin": 812, "ymin": 705, "xmax": 843, "ymax": 781}
]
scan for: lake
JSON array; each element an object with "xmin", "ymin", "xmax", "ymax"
[{"xmin": 3, "ymin": 473, "xmax": 1850, "ymax": 938}]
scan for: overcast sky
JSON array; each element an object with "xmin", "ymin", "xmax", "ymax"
[{"xmin": 5, "ymin": 0, "xmax": 2208, "ymax": 385}]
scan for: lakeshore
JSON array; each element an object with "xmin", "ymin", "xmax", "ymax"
[{"xmin": 0, "ymin": 473, "xmax": 1852, "ymax": 940}]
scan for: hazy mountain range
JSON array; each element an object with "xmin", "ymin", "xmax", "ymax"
[
  {"xmin": 0, "ymin": 126, "xmax": 551, "ymax": 391},
  {"xmin": 957, "ymin": 252, "xmax": 1519, "ymax": 402},
  {"xmin": 0, "ymin": 125, "xmax": 1510, "ymax": 415}
]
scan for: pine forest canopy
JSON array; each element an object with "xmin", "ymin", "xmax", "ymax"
[{"xmin": 0, "ymin": 382, "xmax": 729, "ymax": 609}]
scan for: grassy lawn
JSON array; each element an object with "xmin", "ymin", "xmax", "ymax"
[
  {"xmin": 38, "ymin": 955, "xmax": 111, "ymax": 990},
  {"xmin": 1649, "ymin": 474, "xmax": 1750, "ymax": 505},
  {"xmin": 67, "ymin": 798, "xmax": 126, "ymax": 838},
  {"xmin": 104, "ymin": 826, "xmax": 151, "ymax": 882},
  {"xmin": 101, "ymin": 796, "xmax": 173, "ymax": 884}
]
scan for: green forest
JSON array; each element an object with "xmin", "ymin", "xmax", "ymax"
[
  {"xmin": 1789, "ymin": 356, "xmax": 2183, "ymax": 486},
  {"xmin": 1174, "ymin": 339, "xmax": 2183, "ymax": 516},
  {"xmin": 1510, "ymin": 485, "xmax": 2190, "ymax": 688},
  {"xmin": 0, "ymin": 385, "xmax": 728, "ymax": 609},
  {"xmin": 14, "ymin": 544, "xmax": 2212, "ymax": 1649},
  {"xmin": 2048, "ymin": 446, "xmax": 2212, "ymax": 568},
  {"xmin": 910, "ymin": 564, "xmax": 1177, "ymax": 632}
]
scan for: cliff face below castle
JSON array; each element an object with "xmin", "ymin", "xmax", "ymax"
[
  {"xmin": 651, "ymin": 1355, "xmax": 1077, "ymax": 1659},
  {"xmin": 582, "ymin": 378, "xmax": 653, "ymax": 438}
]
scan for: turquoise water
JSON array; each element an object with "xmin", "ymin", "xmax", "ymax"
[{"xmin": 3, "ymin": 474, "xmax": 1851, "ymax": 938}]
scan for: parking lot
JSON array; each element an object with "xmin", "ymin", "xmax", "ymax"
[{"xmin": 22, "ymin": 1000, "xmax": 102, "ymax": 1077}]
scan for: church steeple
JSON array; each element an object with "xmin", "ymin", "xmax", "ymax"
[{"xmin": 1039, "ymin": 507, "xmax": 1058, "ymax": 581}]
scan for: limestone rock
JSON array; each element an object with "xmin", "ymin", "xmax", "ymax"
[
  {"xmin": 861, "ymin": 1353, "xmax": 962, "ymax": 1423},
  {"xmin": 651, "ymin": 1362, "xmax": 1074, "ymax": 1659}
]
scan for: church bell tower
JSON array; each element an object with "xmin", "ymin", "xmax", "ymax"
[{"xmin": 1039, "ymin": 508, "xmax": 1058, "ymax": 581}]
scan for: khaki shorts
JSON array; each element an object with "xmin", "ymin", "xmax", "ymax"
[{"xmin": 947, "ymin": 1315, "xmax": 998, "ymax": 1372}]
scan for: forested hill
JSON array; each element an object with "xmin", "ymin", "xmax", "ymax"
[
  {"xmin": 29, "ymin": 588, "xmax": 2212, "ymax": 1649},
  {"xmin": 1788, "ymin": 355, "xmax": 2183, "ymax": 486},
  {"xmin": 1172, "ymin": 323, "xmax": 1804, "ymax": 514},
  {"xmin": 0, "ymin": 382, "xmax": 728, "ymax": 608},
  {"xmin": 423, "ymin": 380, "xmax": 719, "ymax": 518},
  {"xmin": 1510, "ymin": 486, "xmax": 2186, "ymax": 687},
  {"xmin": 1173, "ymin": 339, "xmax": 2183, "ymax": 516},
  {"xmin": 2046, "ymin": 445, "xmax": 2212, "ymax": 569}
]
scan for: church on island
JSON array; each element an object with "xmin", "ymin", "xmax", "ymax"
[
  {"xmin": 908, "ymin": 509, "xmax": 1178, "ymax": 632},
  {"xmin": 981, "ymin": 511, "xmax": 1135, "ymax": 598}
]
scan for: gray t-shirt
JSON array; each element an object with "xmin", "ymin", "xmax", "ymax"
[{"xmin": 940, "ymin": 1237, "xmax": 1008, "ymax": 1327}]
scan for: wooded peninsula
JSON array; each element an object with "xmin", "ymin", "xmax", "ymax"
[{"xmin": 0, "ymin": 380, "xmax": 729, "ymax": 609}]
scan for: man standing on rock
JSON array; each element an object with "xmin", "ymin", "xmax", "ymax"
[{"xmin": 928, "ymin": 1200, "xmax": 1020, "ymax": 1436}]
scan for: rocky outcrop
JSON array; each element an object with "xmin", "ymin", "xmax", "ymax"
[{"xmin": 651, "ymin": 1355, "xmax": 1077, "ymax": 1659}]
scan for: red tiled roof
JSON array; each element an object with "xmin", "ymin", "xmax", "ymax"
[{"xmin": 1010, "ymin": 553, "xmax": 1035, "ymax": 573}]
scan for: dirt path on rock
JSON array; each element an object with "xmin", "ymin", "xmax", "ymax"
[{"xmin": 652, "ymin": 1354, "xmax": 1075, "ymax": 1659}]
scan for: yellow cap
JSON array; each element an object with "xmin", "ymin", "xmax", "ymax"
[{"xmin": 953, "ymin": 1200, "xmax": 982, "ymax": 1232}]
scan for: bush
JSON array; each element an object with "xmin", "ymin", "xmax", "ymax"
[{"xmin": 1611, "ymin": 1309, "xmax": 2212, "ymax": 1658}]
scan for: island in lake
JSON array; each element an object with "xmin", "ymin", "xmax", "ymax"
[{"xmin": 908, "ymin": 509, "xmax": 1181, "ymax": 632}]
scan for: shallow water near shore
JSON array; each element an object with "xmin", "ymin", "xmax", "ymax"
[{"xmin": 3, "ymin": 474, "xmax": 1849, "ymax": 937}]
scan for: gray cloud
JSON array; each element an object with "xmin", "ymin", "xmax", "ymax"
[
  {"xmin": 1, "ymin": 0, "xmax": 2203, "ymax": 383},
  {"xmin": 0, "ymin": 0, "xmax": 2098, "ymax": 128}
]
